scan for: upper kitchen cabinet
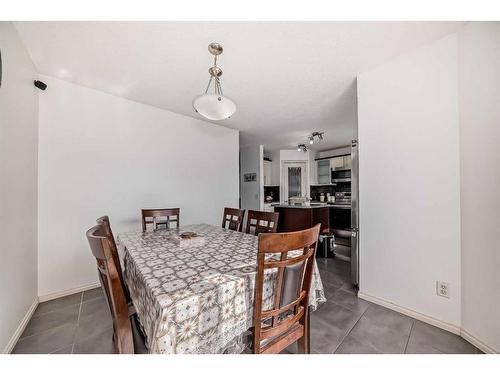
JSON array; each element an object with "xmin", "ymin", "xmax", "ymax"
[
  {"xmin": 315, "ymin": 154, "xmax": 352, "ymax": 184},
  {"xmin": 331, "ymin": 155, "xmax": 351, "ymax": 170},
  {"xmin": 330, "ymin": 156, "xmax": 344, "ymax": 170},
  {"xmin": 263, "ymin": 159, "xmax": 272, "ymax": 186},
  {"xmin": 317, "ymin": 159, "xmax": 331, "ymax": 184},
  {"xmin": 343, "ymin": 155, "xmax": 351, "ymax": 169}
]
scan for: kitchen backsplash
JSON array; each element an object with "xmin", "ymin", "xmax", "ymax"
[{"xmin": 310, "ymin": 181, "xmax": 350, "ymax": 201}]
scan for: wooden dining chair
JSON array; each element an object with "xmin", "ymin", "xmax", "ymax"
[
  {"xmin": 245, "ymin": 210, "xmax": 279, "ymax": 236},
  {"xmin": 141, "ymin": 208, "xmax": 180, "ymax": 232},
  {"xmin": 96, "ymin": 215, "xmax": 131, "ymax": 302},
  {"xmin": 221, "ymin": 207, "xmax": 245, "ymax": 232},
  {"xmin": 86, "ymin": 223, "xmax": 147, "ymax": 354},
  {"xmin": 251, "ymin": 224, "xmax": 321, "ymax": 354}
]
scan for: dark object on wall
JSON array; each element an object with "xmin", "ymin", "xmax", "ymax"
[
  {"xmin": 244, "ymin": 173, "xmax": 257, "ymax": 182},
  {"xmin": 34, "ymin": 80, "xmax": 47, "ymax": 90}
]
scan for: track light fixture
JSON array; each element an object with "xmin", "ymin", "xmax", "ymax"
[
  {"xmin": 308, "ymin": 131, "xmax": 324, "ymax": 145},
  {"xmin": 297, "ymin": 144, "xmax": 308, "ymax": 152}
]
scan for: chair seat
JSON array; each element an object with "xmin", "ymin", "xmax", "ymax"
[{"xmin": 130, "ymin": 313, "xmax": 148, "ymax": 354}]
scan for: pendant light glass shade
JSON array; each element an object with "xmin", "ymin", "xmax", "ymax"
[
  {"xmin": 193, "ymin": 42, "xmax": 236, "ymax": 121},
  {"xmin": 193, "ymin": 93, "xmax": 236, "ymax": 121}
]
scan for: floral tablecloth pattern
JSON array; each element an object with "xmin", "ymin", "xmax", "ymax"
[{"xmin": 117, "ymin": 224, "xmax": 326, "ymax": 354}]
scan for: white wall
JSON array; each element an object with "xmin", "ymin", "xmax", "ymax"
[
  {"xmin": 458, "ymin": 22, "xmax": 500, "ymax": 352},
  {"xmin": 357, "ymin": 35, "xmax": 462, "ymax": 327},
  {"xmin": 37, "ymin": 75, "xmax": 239, "ymax": 296},
  {"xmin": 279, "ymin": 149, "xmax": 310, "ymax": 163},
  {"xmin": 269, "ymin": 150, "xmax": 281, "ymax": 186},
  {"xmin": 308, "ymin": 149, "xmax": 318, "ymax": 185},
  {"xmin": 0, "ymin": 22, "xmax": 39, "ymax": 352},
  {"xmin": 240, "ymin": 145, "xmax": 263, "ymax": 211}
]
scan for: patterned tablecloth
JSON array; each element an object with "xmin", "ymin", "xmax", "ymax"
[{"xmin": 117, "ymin": 224, "xmax": 326, "ymax": 354}]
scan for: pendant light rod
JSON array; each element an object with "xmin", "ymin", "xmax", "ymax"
[{"xmin": 192, "ymin": 42, "xmax": 236, "ymax": 121}]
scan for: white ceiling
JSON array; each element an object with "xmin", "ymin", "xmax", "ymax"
[{"xmin": 14, "ymin": 21, "xmax": 465, "ymax": 151}]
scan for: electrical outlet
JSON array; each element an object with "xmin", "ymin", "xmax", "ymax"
[{"xmin": 436, "ymin": 281, "xmax": 450, "ymax": 298}]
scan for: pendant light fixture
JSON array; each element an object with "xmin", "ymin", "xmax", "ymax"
[{"xmin": 192, "ymin": 42, "xmax": 236, "ymax": 121}]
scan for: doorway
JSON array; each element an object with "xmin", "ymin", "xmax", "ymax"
[{"xmin": 281, "ymin": 161, "xmax": 309, "ymax": 202}]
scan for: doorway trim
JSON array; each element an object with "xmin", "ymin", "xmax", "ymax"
[{"xmin": 280, "ymin": 160, "xmax": 309, "ymax": 203}]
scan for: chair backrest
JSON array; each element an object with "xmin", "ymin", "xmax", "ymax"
[
  {"xmin": 245, "ymin": 210, "xmax": 279, "ymax": 236},
  {"xmin": 141, "ymin": 208, "xmax": 180, "ymax": 232},
  {"xmin": 253, "ymin": 224, "xmax": 320, "ymax": 354},
  {"xmin": 96, "ymin": 215, "xmax": 130, "ymax": 302},
  {"xmin": 221, "ymin": 207, "xmax": 245, "ymax": 232},
  {"xmin": 86, "ymin": 224, "xmax": 134, "ymax": 354}
]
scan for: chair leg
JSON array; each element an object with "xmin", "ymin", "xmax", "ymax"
[
  {"xmin": 248, "ymin": 326, "xmax": 257, "ymax": 354},
  {"xmin": 112, "ymin": 332, "xmax": 119, "ymax": 354},
  {"xmin": 298, "ymin": 310, "xmax": 310, "ymax": 354}
]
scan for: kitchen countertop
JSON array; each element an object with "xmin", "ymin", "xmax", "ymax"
[
  {"xmin": 271, "ymin": 204, "xmax": 326, "ymax": 209},
  {"xmin": 271, "ymin": 202, "xmax": 351, "ymax": 209}
]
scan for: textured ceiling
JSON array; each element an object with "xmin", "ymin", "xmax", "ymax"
[{"xmin": 14, "ymin": 21, "xmax": 465, "ymax": 151}]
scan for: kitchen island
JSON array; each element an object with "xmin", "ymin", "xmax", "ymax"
[{"xmin": 272, "ymin": 203, "xmax": 330, "ymax": 232}]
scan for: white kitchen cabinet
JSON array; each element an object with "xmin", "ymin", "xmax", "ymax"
[
  {"xmin": 343, "ymin": 155, "xmax": 352, "ymax": 169},
  {"xmin": 317, "ymin": 159, "xmax": 331, "ymax": 184},
  {"xmin": 330, "ymin": 155, "xmax": 351, "ymax": 170},
  {"xmin": 330, "ymin": 156, "xmax": 344, "ymax": 170},
  {"xmin": 316, "ymin": 154, "xmax": 353, "ymax": 184},
  {"xmin": 263, "ymin": 160, "xmax": 272, "ymax": 186}
]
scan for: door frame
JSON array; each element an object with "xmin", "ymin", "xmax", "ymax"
[{"xmin": 280, "ymin": 160, "xmax": 309, "ymax": 202}]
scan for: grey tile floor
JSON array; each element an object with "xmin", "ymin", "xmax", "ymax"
[{"xmin": 13, "ymin": 257, "xmax": 481, "ymax": 354}]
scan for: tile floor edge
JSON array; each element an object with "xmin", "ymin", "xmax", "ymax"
[
  {"xmin": 3, "ymin": 297, "xmax": 39, "ymax": 354},
  {"xmin": 357, "ymin": 291, "xmax": 461, "ymax": 334},
  {"xmin": 38, "ymin": 282, "xmax": 100, "ymax": 303},
  {"xmin": 460, "ymin": 329, "xmax": 498, "ymax": 354},
  {"xmin": 358, "ymin": 291, "xmax": 497, "ymax": 353}
]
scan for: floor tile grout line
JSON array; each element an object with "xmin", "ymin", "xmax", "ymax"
[
  {"xmin": 17, "ymin": 292, "xmax": 84, "ymax": 354},
  {"xmin": 72, "ymin": 292, "xmax": 84, "ymax": 354},
  {"xmin": 16, "ymin": 303, "xmax": 82, "ymax": 342},
  {"xmin": 32, "ymin": 300, "xmax": 82, "ymax": 318},
  {"xmin": 326, "ymin": 295, "xmax": 368, "ymax": 316},
  {"xmin": 331, "ymin": 302, "xmax": 367, "ymax": 354},
  {"xmin": 333, "ymin": 297, "xmax": 386, "ymax": 354},
  {"xmin": 403, "ymin": 320, "xmax": 414, "ymax": 354},
  {"xmin": 17, "ymin": 322, "xmax": 74, "ymax": 342}
]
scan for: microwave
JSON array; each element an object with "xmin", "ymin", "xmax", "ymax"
[{"xmin": 331, "ymin": 168, "xmax": 351, "ymax": 183}]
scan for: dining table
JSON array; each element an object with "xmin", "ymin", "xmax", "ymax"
[{"xmin": 117, "ymin": 223, "xmax": 326, "ymax": 354}]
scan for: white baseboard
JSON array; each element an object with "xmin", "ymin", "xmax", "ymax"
[
  {"xmin": 38, "ymin": 281, "xmax": 100, "ymax": 302},
  {"xmin": 3, "ymin": 297, "xmax": 39, "ymax": 354},
  {"xmin": 358, "ymin": 291, "xmax": 499, "ymax": 354},
  {"xmin": 460, "ymin": 328, "xmax": 498, "ymax": 354},
  {"xmin": 358, "ymin": 291, "xmax": 461, "ymax": 334}
]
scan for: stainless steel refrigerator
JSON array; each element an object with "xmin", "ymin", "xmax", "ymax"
[{"xmin": 351, "ymin": 139, "xmax": 359, "ymax": 285}]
